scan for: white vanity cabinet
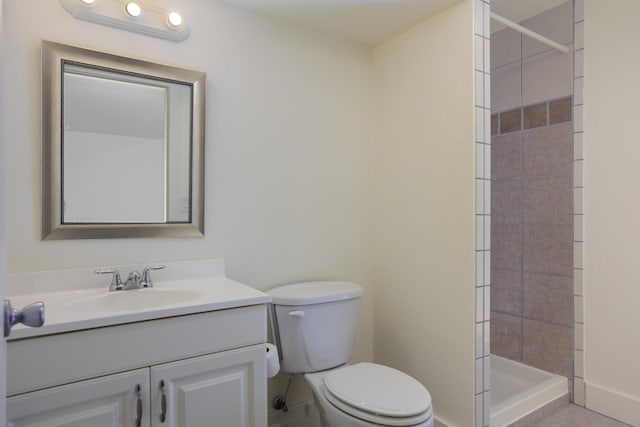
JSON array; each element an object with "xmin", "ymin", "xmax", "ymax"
[{"xmin": 6, "ymin": 305, "xmax": 268, "ymax": 427}]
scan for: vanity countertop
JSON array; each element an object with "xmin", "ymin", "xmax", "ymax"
[{"xmin": 6, "ymin": 260, "xmax": 271, "ymax": 340}]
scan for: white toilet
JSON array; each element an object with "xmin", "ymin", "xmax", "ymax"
[{"xmin": 267, "ymin": 281, "xmax": 434, "ymax": 427}]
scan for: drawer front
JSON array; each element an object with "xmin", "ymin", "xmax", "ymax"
[{"xmin": 8, "ymin": 305, "xmax": 266, "ymax": 396}]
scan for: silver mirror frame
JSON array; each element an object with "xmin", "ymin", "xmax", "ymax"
[{"xmin": 42, "ymin": 41, "xmax": 205, "ymax": 239}]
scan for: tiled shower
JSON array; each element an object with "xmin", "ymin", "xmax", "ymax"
[{"xmin": 490, "ymin": 0, "xmax": 575, "ymax": 396}]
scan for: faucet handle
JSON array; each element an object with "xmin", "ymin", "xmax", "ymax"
[
  {"xmin": 140, "ymin": 265, "xmax": 165, "ymax": 288},
  {"xmin": 96, "ymin": 269, "xmax": 123, "ymax": 291}
]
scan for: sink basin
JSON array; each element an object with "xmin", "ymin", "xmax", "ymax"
[{"xmin": 65, "ymin": 288, "xmax": 202, "ymax": 312}]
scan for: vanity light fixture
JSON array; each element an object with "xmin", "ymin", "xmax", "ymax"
[
  {"xmin": 60, "ymin": 0, "xmax": 190, "ymax": 42},
  {"xmin": 125, "ymin": 2, "xmax": 141, "ymax": 17}
]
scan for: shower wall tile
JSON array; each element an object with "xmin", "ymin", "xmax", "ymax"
[
  {"xmin": 575, "ymin": 49, "xmax": 584, "ymax": 78},
  {"xmin": 522, "ymin": 49, "xmax": 573, "ymax": 106},
  {"xmin": 574, "ymin": 21, "xmax": 584, "ymax": 50},
  {"xmin": 491, "ymin": 113, "xmax": 499, "ymax": 136},
  {"xmin": 574, "ymin": 77, "xmax": 584, "ymax": 106},
  {"xmin": 476, "ymin": 71, "xmax": 485, "ymax": 107},
  {"xmin": 574, "ymin": 323, "xmax": 584, "ymax": 350},
  {"xmin": 491, "ymin": 268, "xmax": 523, "ymax": 316},
  {"xmin": 522, "ymin": 123, "xmax": 572, "ymax": 177},
  {"xmin": 568, "ymin": 162, "xmax": 581, "ymax": 188},
  {"xmin": 500, "ymin": 108, "xmax": 522, "ymax": 133},
  {"xmin": 549, "ymin": 96, "xmax": 573, "ymax": 124},
  {"xmin": 522, "ymin": 319, "xmax": 573, "ymax": 378},
  {"xmin": 523, "ymin": 225, "xmax": 573, "ymax": 276},
  {"xmin": 474, "ymin": 0, "xmax": 484, "ymax": 35},
  {"xmin": 491, "ymin": 311, "xmax": 522, "ymax": 360},
  {"xmin": 522, "ymin": 176, "xmax": 572, "ymax": 224},
  {"xmin": 574, "ymin": 105, "xmax": 584, "ymax": 133},
  {"xmin": 575, "ymin": 0, "xmax": 584, "ymax": 23},
  {"xmin": 492, "ymin": 62, "xmax": 522, "ymax": 112},
  {"xmin": 492, "ymin": 224, "xmax": 523, "ymax": 270},
  {"xmin": 573, "ymin": 132, "xmax": 583, "ymax": 160},
  {"xmin": 574, "ymin": 378, "xmax": 585, "ymax": 407},
  {"xmin": 523, "ymin": 102, "xmax": 547, "ymax": 129},
  {"xmin": 492, "ymin": 132, "xmax": 522, "ymax": 179},
  {"xmin": 574, "ymin": 349, "xmax": 584, "ymax": 377},
  {"xmin": 492, "ymin": 180, "xmax": 522, "ymax": 224},
  {"xmin": 573, "ymin": 242, "xmax": 583, "ymax": 269},
  {"xmin": 574, "ymin": 296, "xmax": 584, "ymax": 323},
  {"xmin": 523, "ymin": 272, "xmax": 573, "ymax": 327},
  {"xmin": 573, "ymin": 215, "xmax": 584, "ymax": 242},
  {"xmin": 475, "ymin": 36, "xmax": 484, "ymax": 71},
  {"xmin": 573, "ymin": 188, "xmax": 583, "ymax": 214},
  {"xmin": 490, "ymin": 27, "xmax": 521, "ymax": 69},
  {"xmin": 573, "ymin": 268, "xmax": 583, "ymax": 296},
  {"xmin": 521, "ymin": 1, "xmax": 573, "ymax": 57}
]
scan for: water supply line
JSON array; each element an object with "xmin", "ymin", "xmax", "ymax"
[
  {"xmin": 272, "ymin": 373, "xmax": 295, "ymax": 412},
  {"xmin": 490, "ymin": 12, "xmax": 570, "ymax": 53}
]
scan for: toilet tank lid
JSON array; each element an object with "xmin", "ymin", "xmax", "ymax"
[{"xmin": 266, "ymin": 281, "xmax": 363, "ymax": 306}]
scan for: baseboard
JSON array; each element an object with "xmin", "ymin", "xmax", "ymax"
[
  {"xmin": 434, "ymin": 419, "xmax": 449, "ymax": 427},
  {"xmin": 586, "ymin": 382, "xmax": 640, "ymax": 426}
]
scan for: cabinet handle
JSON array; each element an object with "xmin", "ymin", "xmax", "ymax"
[
  {"xmin": 159, "ymin": 380, "xmax": 167, "ymax": 423},
  {"xmin": 135, "ymin": 384, "xmax": 142, "ymax": 427}
]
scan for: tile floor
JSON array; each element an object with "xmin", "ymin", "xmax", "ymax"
[{"xmin": 534, "ymin": 404, "xmax": 631, "ymax": 427}]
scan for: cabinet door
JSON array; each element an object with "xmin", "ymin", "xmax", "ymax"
[
  {"xmin": 8, "ymin": 369, "xmax": 150, "ymax": 427},
  {"xmin": 150, "ymin": 344, "xmax": 267, "ymax": 427}
]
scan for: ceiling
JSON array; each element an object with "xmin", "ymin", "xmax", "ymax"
[{"xmin": 222, "ymin": 0, "xmax": 571, "ymax": 46}]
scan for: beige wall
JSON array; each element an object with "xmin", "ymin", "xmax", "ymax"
[
  {"xmin": 372, "ymin": 2, "xmax": 475, "ymax": 425},
  {"xmin": 583, "ymin": 1, "xmax": 640, "ymax": 425}
]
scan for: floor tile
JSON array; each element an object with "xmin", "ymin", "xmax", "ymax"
[{"xmin": 534, "ymin": 404, "xmax": 631, "ymax": 427}]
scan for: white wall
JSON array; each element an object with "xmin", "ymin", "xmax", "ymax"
[
  {"xmin": 372, "ymin": 2, "xmax": 475, "ymax": 425},
  {"xmin": 583, "ymin": 1, "xmax": 640, "ymax": 425}
]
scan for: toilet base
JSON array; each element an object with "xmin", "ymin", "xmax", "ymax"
[{"xmin": 305, "ymin": 369, "xmax": 434, "ymax": 427}]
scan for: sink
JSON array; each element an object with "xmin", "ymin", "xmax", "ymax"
[{"xmin": 65, "ymin": 288, "xmax": 202, "ymax": 312}]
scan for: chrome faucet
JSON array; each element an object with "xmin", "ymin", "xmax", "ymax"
[{"xmin": 96, "ymin": 265, "xmax": 165, "ymax": 291}]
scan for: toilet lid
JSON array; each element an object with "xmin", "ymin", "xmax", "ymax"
[{"xmin": 324, "ymin": 363, "xmax": 432, "ymax": 418}]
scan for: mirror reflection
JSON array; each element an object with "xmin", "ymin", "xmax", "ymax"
[
  {"xmin": 62, "ymin": 64, "xmax": 191, "ymax": 224},
  {"xmin": 42, "ymin": 41, "xmax": 205, "ymax": 239}
]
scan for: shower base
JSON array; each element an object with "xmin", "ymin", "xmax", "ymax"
[{"xmin": 490, "ymin": 354, "xmax": 568, "ymax": 426}]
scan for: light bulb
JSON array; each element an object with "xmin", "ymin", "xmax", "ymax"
[
  {"xmin": 167, "ymin": 12, "xmax": 183, "ymax": 28},
  {"xmin": 125, "ymin": 2, "xmax": 141, "ymax": 17},
  {"xmin": 80, "ymin": 0, "xmax": 95, "ymax": 4}
]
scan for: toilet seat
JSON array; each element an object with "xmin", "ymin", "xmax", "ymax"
[{"xmin": 322, "ymin": 363, "xmax": 433, "ymax": 426}]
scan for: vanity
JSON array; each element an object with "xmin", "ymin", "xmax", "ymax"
[{"xmin": 5, "ymin": 259, "xmax": 270, "ymax": 427}]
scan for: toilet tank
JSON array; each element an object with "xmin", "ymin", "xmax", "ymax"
[{"xmin": 267, "ymin": 281, "xmax": 363, "ymax": 373}]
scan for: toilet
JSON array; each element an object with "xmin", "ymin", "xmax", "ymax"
[{"xmin": 267, "ymin": 281, "xmax": 433, "ymax": 427}]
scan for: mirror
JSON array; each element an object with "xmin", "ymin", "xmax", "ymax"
[{"xmin": 42, "ymin": 41, "xmax": 205, "ymax": 239}]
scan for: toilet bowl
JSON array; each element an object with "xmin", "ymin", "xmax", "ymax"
[
  {"xmin": 267, "ymin": 281, "xmax": 435, "ymax": 427},
  {"xmin": 305, "ymin": 363, "xmax": 434, "ymax": 427}
]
